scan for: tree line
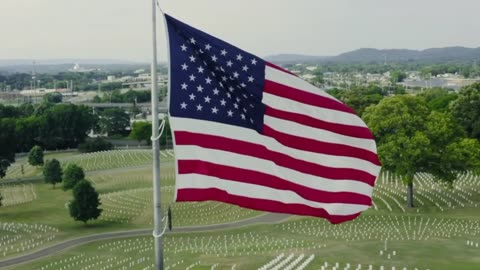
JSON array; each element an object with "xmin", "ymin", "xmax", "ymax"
[
  {"xmin": 282, "ymin": 62, "xmax": 480, "ymax": 78},
  {"xmin": 0, "ymin": 72, "xmax": 124, "ymax": 91},
  {"xmin": 0, "ymin": 64, "xmax": 169, "ymax": 91},
  {"xmin": 0, "ymin": 100, "xmax": 172, "ymax": 178},
  {"xmin": 92, "ymin": 89, "xmax": 151, "ymax": 103},
  {"xmin": 0, "ymin": 102, "xmax": 96, "ymax": 177}
]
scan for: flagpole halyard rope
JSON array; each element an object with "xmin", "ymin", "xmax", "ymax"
[
  {"xmin": 152, "ymin": 216, "xmax": 168, "ymax": 238},
  {"xmin": 156, "ymin": 0, "xmax": 165, "ymax": 15},
  {"xmin": 151, "ymin": 119, "xmax": 166, "ymax": 142}
]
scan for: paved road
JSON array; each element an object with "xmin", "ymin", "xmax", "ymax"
[{"xmin": 0, "ymin": 213, "xmax": 290, "ymax": 268}]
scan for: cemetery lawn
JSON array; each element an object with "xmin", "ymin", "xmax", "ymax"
[
  {"xmin": 0, "ymin": 181, "xmax": 142, "ymax": 238},
  {"xmin": 1, "ymin": 150, "xmax": 479, "ymax": 269},
  {"xmin": 0, "ymin": 150, "xmax": 263, "ymax": 262},
  {"xmin": 5, "ymin": 208, "xmax": 480, "ymax": 270}
]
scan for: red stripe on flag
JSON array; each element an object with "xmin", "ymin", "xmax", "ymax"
[
  {"xmin": 266, "ymin": 62, "xmax": 298, "ymax": 77},
  {"xmin": 175, "ymin": 131, "xmax": 376, "ymax": 185},
  {"xmin": 176, "ymin": 188, "xmax": 362, "ymax": 224},
  {"xmin": 264, "ymin": 80, "xmax": 356, "ymax": 115},
  {"xmin": 178, "ymin": 160, "xmax": 373, "ymax": 205},
  {"xmin": 262, "ymin": 125, "xmax": 381, "ymax": 167},
  {"xmin": 265, "ymin": 106, "xmax": 374, "ymax": 140}
]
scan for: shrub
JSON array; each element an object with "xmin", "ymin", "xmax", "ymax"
[{"xmin": 78, "ymin": 138, "xmax": 113, "ymax": 153}]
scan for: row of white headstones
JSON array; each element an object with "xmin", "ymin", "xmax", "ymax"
[
  {"xmin": 0, "ymin": 183, "xmax": 36, "ymax": 206},
  {"xmin": 277, "ymin": 215, "xmax": 480, "ymax": 242},
  {"xmin": 0, "ymin": 222, "xmax": 58, "ymax": 258},
  {"xmin": 373, "ymin": 171, "xmax": 479, "ymax": 212},
  {"xmin": 62, "ymin": 149, "xmax": 157, "ymax": 171},
  {"xmin": 99, "ymin": 186, "xmax": 258, "ymax": 226},
  {"xmin": 257, "ymin": 253, "xmax": 431, "ymax": 270}
]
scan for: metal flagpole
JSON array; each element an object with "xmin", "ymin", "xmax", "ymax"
[{"xmin": 150, "ymin": 0, "xmax": 164, "ymax": 268}]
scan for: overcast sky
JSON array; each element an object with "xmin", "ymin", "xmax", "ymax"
[{"xmin": 1, "ymin": 0, "xmax": 479, "ymax": 62}]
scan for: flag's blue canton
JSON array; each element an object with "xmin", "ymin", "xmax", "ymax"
[{"xmin": 166, "ymin": 15, "xmax": 266, "ymax": 133}]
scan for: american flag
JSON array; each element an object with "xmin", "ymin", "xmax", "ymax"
[{"xmin": 165, "ymin": 14, "xmax": 381, "ymax": 224}]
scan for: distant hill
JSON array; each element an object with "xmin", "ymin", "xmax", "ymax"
[
  {"xmin": 265, "ymin": 54, "xmax": 330, "ymax": 64},
  {"xmin": 266, "ymin": 46, "xmax": 480, "ymax": 65},
  {"xmin": 2, "ymin": 46, "xmax": 479, "ymax": 74},
  {"xmin": 0, "ymin": 59, "xmax": 143, "ymax": 67}
]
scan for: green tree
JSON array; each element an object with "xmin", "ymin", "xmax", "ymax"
[
  {"xmin": 43, "ymin": 93, "xmax": 63, "ymax": 103},
  {"xmin": 78, "ymin": 138, "xmax": 113, "ymax": 153},
  {"xmin": 63, "ymin": 164, "xmax": 85, "ymax": 191},
  {"xmin": 130, "ymin": 122, "xmax": 152, "ymax": 145},
  {"xmin": 363, "ymin": 95, "xmax": 480, "ymax": 207},
  {"xmin": 420, "ymin": 88, "xmax": 458, "ymax": 112},
  {"xmin": 0, "ymin": 104, "xmax": 23, "ymax": 118},
  {"xmin": 37, "ymin": 104, "xmax": 98, "ymax": 149},
  {"xmin": 0, "ymin": 118, "xmax": 16, "ymax": 178},
  {"xmin": 460, "ymin": 67, "xmax": 472, "ymax": 78},
  {"xmin": 423, "ymin": 112, "xmax": 480, "ymax": 184},
  {"xmin": 33, "ymin": 102, "xmax": 54, "ymax": 116},
  {"xmin": 100, "ymin": 82, "xmax": 123, "ymax": 91},
  {"xmin": 390, "ymin": 71, "xmax": 407, "ymax": 83},
  {"xmin": 420, "ymin": 68, "xmax": 431, "ymax": 79},
  {"xmin": 328, "ymin": 85, "xmax": 385, "ymax": 116},
  {"xmin": 28, "ymin": 145, "xmax": 44, "ymax": 167},
  {"xmin": 1, "ymin": 103, "xmax": 96, "ymax": 153},
  {"xmin": 98, "ymin": 90, "xmax": 151, "ymax": 104},
  {"xmin": 18, "ymin": 103, "xmax": 35, "ymax": 117},
  {"xmin": 43, "ymin": 159, "xmax": 63, "ymax": 188},
  {"xmin": 98, "ymin": 108, "xmax": 130, "ymax": 136},
  {"xmin": 92, "ymin": 95, "xmax": 101, "ymax": 103},
  {"xmin": 451, "ymin": 83, "xmax": 480, "ymax": 140},
  {"xmin": 390, "ymin": 85, "xmax": 407, "ymax": 95},
  {"xmin": 310, "ymin": 70, "xmax": 324, "ymax": 86},
  {"xmin": 68, "ymin": 180, "xmax": 102, "ymax": 224},
  {"xmin": 15, "ymin": 116, "xmax": 41, "ymax": 153}
]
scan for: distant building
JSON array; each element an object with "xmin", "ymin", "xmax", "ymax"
[
  {"xmin": 20, "ymin": 88, "xmax": 55, "ymax": 96},
  {"xmin": 69, "ymin": 63, "xmax": 96, "ymax": 73},
  {"xmin": 137, "ymin": 73, "xmax": 151, "ymax": 80},
  {"xmin": 301, "ymin": 74, "xmax": 316, "ymax": 80},
  {"xmin": 19, "ymin": 88, "xmax": 74, "ymax": 97},
  {"xmin": 119, "ymin": 76, "xmax": 134, "ymax": 82}
]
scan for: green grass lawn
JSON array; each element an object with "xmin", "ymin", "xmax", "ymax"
[
  {"xmin": 61, "ymin": 149, "xmax": 156, "ymax": 172},
  {"xmin": 1, "ymin": 150, "xmax": 480, "ymax": 270},
  {"xmin": 0, "ymin": 151, "xmax": 262, "ymax": 261},
  {"xmin": 6, "ymin": 210, "xmax": 480, "ymax": 270}
]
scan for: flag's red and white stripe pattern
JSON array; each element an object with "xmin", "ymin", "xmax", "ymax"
[{"xmin": 171, "ymin": 63, "xmax": 381, "ymax": 224}]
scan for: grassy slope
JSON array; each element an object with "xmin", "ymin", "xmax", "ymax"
[
  {"xmin": 1, "ymin": 150, "xmax": 479, "ymax": 270},
  {"xmin": 6, "ymin": 209, "xmax": 480, "ymax": 270}
]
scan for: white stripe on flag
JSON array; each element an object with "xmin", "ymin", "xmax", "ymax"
[
  {"xmin": 262, "ymin": 92, "xmax": 367, "ymax": 128},
  {"xmin": 174, "ymin": 144, "xmax": 374, "ymax": 196},
  {"xmin": 171, "ymin": 116, "xmax": 380, "ymax": 176},
  {"xmin": 265, "ymin": 66, "xmax": 341, "ymax": 102},
  {"xmin": 176, "ymin": 174, "xmax": 370, "ymax": 216},
  {"xmin": 264, "ymin": 115, "xmax": 377, "ymax": 154}
]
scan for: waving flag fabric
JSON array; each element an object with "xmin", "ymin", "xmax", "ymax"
[{"xmin": 165, "ymin": 14, "xmax": 381, "ymax": 224}]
